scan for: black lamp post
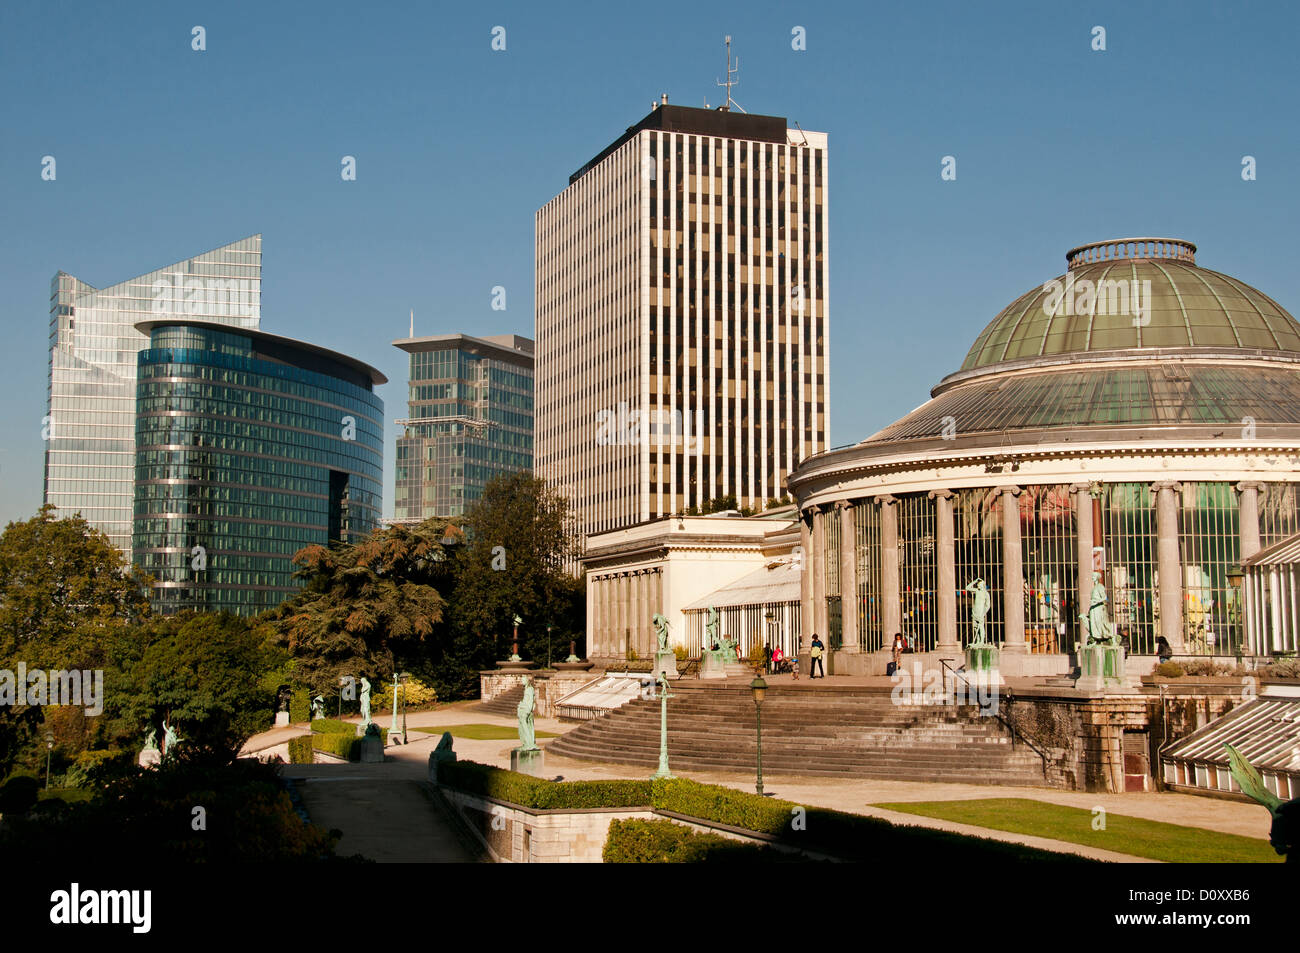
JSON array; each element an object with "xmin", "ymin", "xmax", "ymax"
[
  {"xmin": 750, "ymin": 676, "xmax": 767, "ymax": 796},
  {"xmin": 45, "ymin": 732, "xmax": 54, "ymax": 790},
  {"xmin": 547, "ymin": 624, "xmax": 554, "ymax": 668}
]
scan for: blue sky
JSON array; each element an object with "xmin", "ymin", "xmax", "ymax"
[{"xmin": 2, "ymin": 0, "xmax": 1298, "ymax": 528}]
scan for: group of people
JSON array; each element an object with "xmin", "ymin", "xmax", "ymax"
[{"xmin": 754, "ymin": 633, "xmax": 828, "ymax": 679}]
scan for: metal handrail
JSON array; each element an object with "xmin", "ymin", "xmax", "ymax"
[{"xmin": 937, "ymin": 658, "xmax": 1050, "ymax": 776}]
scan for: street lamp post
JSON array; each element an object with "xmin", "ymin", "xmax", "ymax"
[
  {"xmin": 547, "ymin": 624, "xmax": 554, "ymax": 669},
  {"xmin": 45, "ymin": 733, "xmax": 54, "ymax": 790},
  {"xmin": 750, "ymin": 676, "xmax": 767, "ymax": 796},
  {"xmin": 652, "ymin": 674, "xmax": 675, "ymax": 780}
]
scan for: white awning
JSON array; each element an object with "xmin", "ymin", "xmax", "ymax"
[{"xmin": 683, "ymin": 561, "xmax": 801, "ymax": 611}]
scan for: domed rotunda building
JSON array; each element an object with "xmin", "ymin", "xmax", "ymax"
[{"xmin": 788, "ymin": 238, "xmax": 1300, "ymax": 677}]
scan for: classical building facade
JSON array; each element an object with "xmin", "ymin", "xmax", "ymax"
[
  {"xmin": 132, "ymin": 320, "xmax": 385, "ymax": 615},
  {"xmin": 536, "ymin": 102, "xmax": 829, "ymax": 545},
  {"xmin": 788, "ymin": 238, "xmax": 1300, "ymax": 677},
  {"xmin": 44, "ymin": 235, "xmax": 262, "ymax": 559},
  {"xmin": 392, "ymin": 332, "xmax": 534, "ymax": 522}
]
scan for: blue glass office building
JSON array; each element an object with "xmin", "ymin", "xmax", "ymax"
[{"xmin": 133, "ymin": 320, "xmax": 385, "ymax": 615}]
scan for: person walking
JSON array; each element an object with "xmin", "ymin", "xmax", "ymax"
[
  {"xmin": 809, "ymin": 633, "xmax": 825, "ymax": 678},
  {"xmin": 1156, "ymin": 635, "xmax": 1173, "ymax": 663},
  {"xmin": 764, "ymin": 642, "xmax": 773, "ymax": 675},
  {"xmin": 890, "ymin": 632, "xmax": 905, "ymax": 676}
]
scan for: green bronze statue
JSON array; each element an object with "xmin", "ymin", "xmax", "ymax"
[
  {"xmin": 965, "ymin": 578, "xmax": 991, "ymax": 645},
  {"xmin": 1080, "ymin": 571, "xmax": 1116, "ymax": 646},
  {"xmin": 653, "ymin": 613, "xmax": 670, "ymax": 652},
  {"xmin": 516, "ymin": 677, "xmax": 538, "ymax": 752},
  {"xmin": 1225, "ymin": 743, "xmax": 1296, "ymax": 862}
]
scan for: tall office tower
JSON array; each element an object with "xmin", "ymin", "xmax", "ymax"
[
  {"xmin": 392, "ymin": 332, "xmax": 535, "ymax": 521},
  {"xmin": 535, "ymin": 103, "xmax": 829, "ymax": 547},
  {"xmin": 44, "ymin": 235, "xmax": 262, "ymax": 560}
]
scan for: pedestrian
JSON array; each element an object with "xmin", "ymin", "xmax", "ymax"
[
  {"xmin": 1156, "ymin": 635, "xmax": 1173, "ymax": 663},
  {"xmin": 890, "ymin": 632, "xmax": 905, "ymax": 676},
  {"xmin": 772, "ymin": 644, "xmax": 784, "ymax": 673},
  {"xmin": 809, "ymin": 633, "xmax": 825, "ymax": 678},
  {"xmin": 764, "ymin": 642, "xmax": 773, "ymax": 674},
  {"xmin": 791, "ymin": 652, "xmax": 800, "ymax": 681}
]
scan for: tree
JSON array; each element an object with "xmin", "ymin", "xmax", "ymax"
[
  {"xmin": 0, "ymin": 506, "xmax": 151, "ymax": 778},
  {"xmin": 447, "ymin": 472, "xmax": 584, "ymax": 670},
  {"xmin": 106, "ymin": 612, "xmax": 285, "ymax": 764},
  {"xmin": 264, "ymin": 521, "xmax": 453, "ymax": 697}
]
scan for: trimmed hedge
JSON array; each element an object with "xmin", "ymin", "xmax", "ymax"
[
  {"xmin": 289, "ymin": 688, "xmax": 310, "ymax": 724},
  {"xmin": 436, "ymin": 762, "xmax": 1094, "ymax": 863},
  {"xmin": 437, "ymin": 760, "xmax": 652, "ymax": 810},
  {"xmin": 311, "ymin": 718, "xmax": 358, "ymax": 735},
  {"xmin": 0, "ymin": 775, "xmax": 42, "ymax": 815},
  {"xmin": 288, "ymin": 735, "xmax": 314, "ymax": 764},
  {"xmin": 312, "ymin": 727, "xmax": 388, "ymax": 761},
  {"xmin": 650, "ymin": 777, "xmax": 1093, "ymax": 863},
  {"xmin": 603, "ymin": 818, "xmax": 797, "ymax": 863}
]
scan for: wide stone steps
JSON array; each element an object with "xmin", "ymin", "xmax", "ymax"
[
  {"xmin": 475, "ymin": 684, "xmax": 524, "ymax": 717},
  {"xmin": 546, "ymin": 685, "xmax": 1046, "ymax": 785}
]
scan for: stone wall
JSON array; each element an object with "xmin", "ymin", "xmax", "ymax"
[
  {"xmin": 438, "ymin": 786, "xmax": 653, "ymax": 863},
  {"xmin": 478, "ymin": 670, "xmax": 601, "ymax": 718}
]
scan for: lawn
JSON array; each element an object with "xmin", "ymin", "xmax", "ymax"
[
  {"xmin": 414, "ymin": 723, "xmax": 560, "ymax": 741},
  {"xmin": 875, "ymin": 797, "xmax": 1281, "ymax": 863}
]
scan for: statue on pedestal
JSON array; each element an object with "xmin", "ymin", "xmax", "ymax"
[
  {"xmin": 1080, "ymin": 572, "xmax": 1116, "ymax": 646},
  {"xmin": 653, "ymin": 613, "xmax": 670, "ymax": 652},
  {"xmin": 162, "ymin": 721, "xmax": 182, "ymax": 761},
  {"xmin": 310, "ymin": 695, "xmax": 325, "ymax": 720},
  {"xmin": 138, "ymin": 728, "xmax": 161, "ymax": 769},
  {"xmin": 965, "ymin": 578, "xmax": 991, "ymax": 645},
  {"xmin": 360, "ymin": 677, "xmax": 372, "ymax": 726},
  {"xmin": 704, "ymin": 607, "xmax": 720, "ymax": 651},
  {"xmin": 516, "ymin": 677, "xmax": 538, "ymax": 752},
  {"xmin": 1226, "ymin": 743, "xmax": 1296, "ymax": 863}
]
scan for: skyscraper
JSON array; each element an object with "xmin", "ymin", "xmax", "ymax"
[
  {"xmin": 44, "ymin": 235, "xmax": 262, "ymax": 560},
  {"xmin": 392, "ymin": 332, "xmax": 534, "ymax": 521},
  {"xmin": 535, "ymin": 103, "xmax": 829, "ymax": 547},
  {"xmin": 133, "ymin": 321, "xmax": 385, "ymax": 615}
]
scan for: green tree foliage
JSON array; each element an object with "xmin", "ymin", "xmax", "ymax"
[
  {"xmin": 446, "ymin": 472, "xmax": 583, "ymax": 673},
  {"xmin": 264, "ymin": 521, "xmax": 454, "ymax": 696},
  {"xmin": 105, "ymin": 612, "xmax": 286, "ymax": 764},
  {"xmin": 0, "ymin": 506, "xmax": 151, "ymax": 778}
]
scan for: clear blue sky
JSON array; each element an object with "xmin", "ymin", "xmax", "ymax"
[{"xmin": 2, "ymin": 0, "xmax": 1298, "ymax": 528}]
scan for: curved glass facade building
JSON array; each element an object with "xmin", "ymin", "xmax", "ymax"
[{"xmin": 132, "ymin": 320, "xmax": 386, "ymax": 615}]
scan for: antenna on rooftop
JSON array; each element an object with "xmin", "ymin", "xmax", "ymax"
[
  {"xmin": 716, "ymin": 35, "xmax": 746, "ymax": 113},
  {"xmin": 409, "ymin": 308, "xmax": 414, "ymax": 338}
]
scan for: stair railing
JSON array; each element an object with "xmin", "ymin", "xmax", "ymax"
[{"xmin": 937, "ymin": 658, "xmax": 1049, "ymax": 778}]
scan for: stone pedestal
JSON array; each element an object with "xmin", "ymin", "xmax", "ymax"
[
  {"xmin": 359, "ymin": 732, "xmax": 386, "ymax": 763},
  {"xmin": 699, "ymin": 652, "xmax": 726, "ymax": 679},
  {"xmin": 137, "ymin": 748, "xmax": 161, "ymax": 769},
  {"xmin": 965, "ymin": 644, "xmax": 1000, "ymax": 673},
  {"xmin": 511, "ymin": 747, "xmax": 545, "ymax": 777},
  {"xmin": 654, "ymin": 650, "xmax": 678, "ymax": 681},
  {"xmin": 274, "ymin": 711, "xmax": 290, "ymax": 727},
  {"xmin": 1076, "ymin": 644, "xmax": 1126, "ymax": 691}
]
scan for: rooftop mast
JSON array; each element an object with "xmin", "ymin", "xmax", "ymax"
[{"xmin": 716, "ymin": 35, "xmax": 745, "ymax": 113}]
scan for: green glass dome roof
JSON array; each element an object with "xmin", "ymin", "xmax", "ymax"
[{"xmin": 961, "ymin": 239, "xmax": 1300, "ymax": 372}]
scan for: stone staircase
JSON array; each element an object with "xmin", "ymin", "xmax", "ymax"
[
  {"xmin": 545, "ymin": 683, "xmax": 1047, "ymax": 785},
  {"xmin": 475, "ymin": 684, "xmax": 524, "ymax": 717}
]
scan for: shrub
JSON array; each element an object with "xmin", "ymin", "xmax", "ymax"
[
  {"xmin": 0, "ymin": 775, "xmax": 42, "ymax": 815},
  {"xmin": 1262, "ymin": 658, "xmax": 1300, "ymax": 679},
  {"xmin": 371, "ymin": 677, "xmax": 439, "ymax": 712},
  {"xmin": 289, "ymin": 688, "xmax": 310, "ymax": 724},
  {"xmin": 437, "ymin": 760, "xmax": 651, "ymax": 809},
  {"xmin": 1154, "ymin": 661, "xmax": 1185, "ymax": 677},
  {"xmin": 311, "ymin": 727, "xmax": 387, "ymax": 761},
  {"xmin": 603, "ymin": 818, "xmax": 792, "ymax": 863},
  {"xmin": 288, "ymin": 736, "xmax": 314, "ymax": 764},
  {"xmin": 673, "ymin": 645, "xmax": 688, "ymax": 662},
  {"xmin": 65, "ymin": 749, "xmax": 134, "ymax": 790},
  {"xmin": 311, "ymin": 718, "xmax": 358, "ymax": 735}
]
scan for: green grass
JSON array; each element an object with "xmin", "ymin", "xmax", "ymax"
[
  {"xmin": 875, "ymin": 798, "xmax": 1281, "ymax": 864},
  {"xmin": 414, "ymin": 723, "xmax": 559, "ymax": 741},
  {"xmin": 38, "ymin": 788, "xmax": 95, "ymax": 803}
]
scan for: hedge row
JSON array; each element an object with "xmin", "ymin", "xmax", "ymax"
[
  {"xmin": 312, "ymin": 727, "xmax": 388, "ymax": 761},
  {"xmin": 650, "ymin": 777, "xmax": 1092, "ymax": 863},
  {"xmin": 436, "ymin": 760, "xmax": 652, "ymax": 810},
  {"xmin": 437, "ymin": 762, "xmax": 1091, "ymax": 863},
  {"xmin": 603, "ymin": 818, "xmax": 799, "ymax": 863},
  {"xmin": 310, "ymin": 718, "xmax": 358, "ymax": 735},
  {"xmin": 288, "ymin": 736, "xmax": 314, "ymax": 764}
]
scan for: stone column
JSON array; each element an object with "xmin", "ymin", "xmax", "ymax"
[
  {"xmin": 1237, "ymin": 481, "xmax": 1263, "ymax": 561},
  {"xmin": 837, "ymin": 502, "xmax": 860, "ymax": 653},
  {"xmin": 631, "ymin": 570, "xmax": 644, "ymax": 657},
  {"xmin": 811, "ymin": 506, "xmax": 829, "ymax": 640},
  {"xmin": 799, "ymin": 515, "xmax": 814, "ymax": 649},
  {"xmin": 999, "ymin": 486, "xmax": 1026, "ymax": 654},
  {"xmin": 617, "ymin": 574, "xmax": 629, "ymax": 658},
  {"xmin": 1072, "ymin": 482, "xmax": 1094, "ymax": 649},
  {"xmin": 929, "ymin": 489, "xmax": 958, "ymax": 656},
  {"xmin": 1154, "ymin": 481, "xmax": 1185, "ymax": 652},
  {"xmin": 876, "ymin": 495, "xmax": 900, "ymax": 641},
  {"xmin": 654, "ymin": 570, "xmax": 665, "ymax": 648}
]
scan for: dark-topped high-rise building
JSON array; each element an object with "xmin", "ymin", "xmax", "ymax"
[{"xmin": 535, "ymin": 101, "xmax": 829, "ymax": 548}]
